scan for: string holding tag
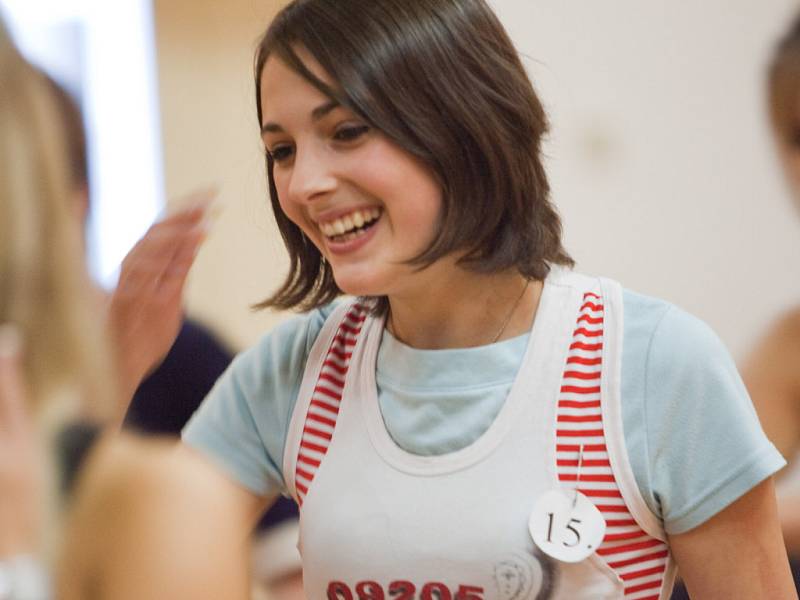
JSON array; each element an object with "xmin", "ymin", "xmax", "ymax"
[
  {"xmin": 572, "ymin": 443, "xmax": 584, "ymax": 509},
  {"xmin": 530, "ymin": 443, "xmax": 606, "ymax": 563}
]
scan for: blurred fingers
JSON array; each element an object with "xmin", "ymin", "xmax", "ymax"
[
  {"xmin": 124, "ymin": 186, "xmax": 217, "ymax": 259},
  {"xmin": 167, "ymin": 186, "xmax": 218, "ymax": 218},
  {"xmin": 118, "ymin": 189, "xmax": 219, "ymax": 295}
]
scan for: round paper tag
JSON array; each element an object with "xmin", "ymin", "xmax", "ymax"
[{"xmin": 529, "ymin": 488, "xmax": 606, "ymax": 563}]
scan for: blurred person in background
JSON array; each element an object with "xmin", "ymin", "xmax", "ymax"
[
  {"xmin": 43, "ymin": 69, "xmax": 307, "ymax": 597},
  {"xmin": 28, "ymin": 33, "xmax": 301, "ymax": 600},
  {"xmin": 0, "ymin": 16, "xmax": 253, "ymax": 600},
  {"xmin": 742, "ymin": 9, "xmax": 800, "ymax": 590},
  {"xmin": 0, "ymin": 16, "xmax": 115, "ymax": 597}
]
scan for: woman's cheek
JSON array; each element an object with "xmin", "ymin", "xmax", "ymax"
[{"xmin": 275, "ymin": 178, "xmax": 299, "ymax": 223}]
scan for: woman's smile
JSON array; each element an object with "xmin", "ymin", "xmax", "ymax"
[{"xmin": 318, "ymin": 207, "xmax": 383, "ymax": 255}]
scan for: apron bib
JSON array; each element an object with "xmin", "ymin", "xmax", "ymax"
[{"xmin": 283, "ymin": 270, "xmax": 676, "ymax": 600}]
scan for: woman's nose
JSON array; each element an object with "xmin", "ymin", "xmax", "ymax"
[{"xmin": 286, "ymin": 145, "xmax": 337, "ymax": 204}]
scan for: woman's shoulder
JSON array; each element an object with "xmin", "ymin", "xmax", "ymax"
[
  {"xmin": 233, "ymin": 300, "xmax": 348, "ymax": 379},
  {"xmin": 179, "ymin": 299, "xmax": 355, "ymax": 497},
  {"xmin": 619, "ymin": 286, "xmax": 726, "ymax": 364},
  {"xmin": 559, "ymin": 271, "xmax": 719, "ymax": 351},
  {"xmin": 615, "ymin": 286, "xmax": 785, "ymax": 533}
]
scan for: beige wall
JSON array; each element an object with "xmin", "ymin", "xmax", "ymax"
[{"xmin": 154, "ymin": 0, "xmax": 288, "ymax": 351}]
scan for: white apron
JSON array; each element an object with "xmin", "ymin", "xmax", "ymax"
[{"xmin": 283, "ymin": 270, "xmax": 677, "ymax": 600}]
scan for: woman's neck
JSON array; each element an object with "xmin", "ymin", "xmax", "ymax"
[{"xmin": 385, "ymin": 269, "xmax": 544, "ymax": 350}]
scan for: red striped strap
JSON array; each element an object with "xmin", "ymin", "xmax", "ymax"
[
  {"xmin": 555, "ymin": 290, "xmax": 669, "ymax": 599},
  {"xmin": 294, "ymin": 303, "xmax": 367, "ymax": 506}
]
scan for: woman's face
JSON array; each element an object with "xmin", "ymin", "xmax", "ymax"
[{"xmin": 259, "ymin": 50, "xmax": 444, "ymax": 299}]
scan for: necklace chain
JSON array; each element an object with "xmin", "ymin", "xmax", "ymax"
[
  {"xmin": 490, "ymin": 279, "xmax": 530, "ymax": 344},
  {"xmin": 388, "ymin": 279, "xmax": 531, "ymax": 346}
]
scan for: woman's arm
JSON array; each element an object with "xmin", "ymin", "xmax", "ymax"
[{"xmin": 668, "ymin": 478, "xmax": 797, "ymax": 599}]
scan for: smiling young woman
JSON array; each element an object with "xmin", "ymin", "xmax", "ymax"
[{"xmin": 180, "ymin": 1, "xmax": 797, "ymax": 598}]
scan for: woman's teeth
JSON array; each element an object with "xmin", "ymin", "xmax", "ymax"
[{"xmin": 321, "ymin": 208, "xmax": 381, "ymax": 240}]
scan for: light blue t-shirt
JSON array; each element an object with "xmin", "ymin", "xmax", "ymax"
[{"xmin": 183, "ymin": 288, "xmax": 784, "ymax": 535}]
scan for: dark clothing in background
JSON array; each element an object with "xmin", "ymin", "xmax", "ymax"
[
  {"xmin": 124, "ymin": 319, "xmax": 233, "ymax": 435},
  {"xmin": 58, "ymin": 421, "xmax": 100, "ymax": 495},
  {"xmin": 59, "ymin": 319, "xmax": 231, "ymax": 493},
  {"xmin": 257, "ymin": 495, "xmax": 299, "ymax": 533}
]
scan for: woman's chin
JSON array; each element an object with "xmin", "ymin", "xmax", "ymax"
[
  {"xmin": 332, "ymin": 274, "xmax": 387, "ymax": 300},
  {"xmin": 337, "ymin": 284, "xmax": 384, "ymax": 299}
]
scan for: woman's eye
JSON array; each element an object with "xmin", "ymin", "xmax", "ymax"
[
  {"xmin": 333, "ymin": 124, "xmax": 370, "ymax": 142},
  {"xmin": 268, "ymin": 145, "xmax": 294, "ymax": 162}
]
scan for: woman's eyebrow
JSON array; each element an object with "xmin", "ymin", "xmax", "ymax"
[
  {"xmin": 311, "ymin": 99, "xmax": 340, "ymax": 121},
  {"xmin": 261, "ymin": 99, "xmax": 340, "ymax": 134}
]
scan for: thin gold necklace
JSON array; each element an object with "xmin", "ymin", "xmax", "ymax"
[
  {"xmin": 388, "ymin": 279, "xmax": 531, "ymax": 346},
  {"xmin": 490, "ymin": 279, "xmax": 530, "ymax": 344}
]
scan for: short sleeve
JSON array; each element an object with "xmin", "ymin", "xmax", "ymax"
[
  {"xmin": 181, "ymin": 308, "xmax": 333, "ymax": 497},
  {"xmin": 634, "ymin": 304, "xmax": 785, "ymax": 534}
]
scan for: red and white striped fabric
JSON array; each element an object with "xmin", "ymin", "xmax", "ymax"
[
  {"xmin": 556, "ymin": 291, "xmax": 669, "ymax": 600},
  {"xmin": 294, "ymin": 303, "xmax": 368, "ymax": 506}
]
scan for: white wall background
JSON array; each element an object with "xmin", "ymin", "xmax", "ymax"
[
  {"xmin": 492, "ymin": 0, "xmax": 800, "ymax": 358},
  {"xmin": 157, "ymin": 1, "xmax": 800, "ymax": 359}
]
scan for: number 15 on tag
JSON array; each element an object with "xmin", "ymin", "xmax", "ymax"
[{"xmin": 529, "ymin": 489, "xmax": 606, "ymax": 563}]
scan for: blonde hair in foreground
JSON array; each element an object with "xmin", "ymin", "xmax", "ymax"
[{"xmin": 0, "ymin": 22, "xmax": 114, "ymax": 425}]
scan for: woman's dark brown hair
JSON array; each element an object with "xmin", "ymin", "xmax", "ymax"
[{"xmin": 254, "ymin": 0, "xmax": 573, "ymax": 313}]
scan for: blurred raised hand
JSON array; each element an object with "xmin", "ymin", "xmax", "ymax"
[{"xmin": 108, "ymin": 190, "xmax": 215, "ymax": 412}]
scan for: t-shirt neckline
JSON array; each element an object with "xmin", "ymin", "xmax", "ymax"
[{"xmin": 352, "ymin": 275, "xmax": 567, "ymax": 475}]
